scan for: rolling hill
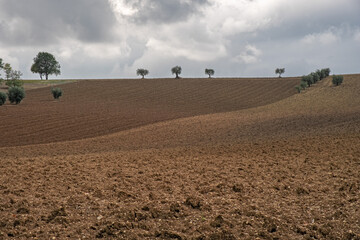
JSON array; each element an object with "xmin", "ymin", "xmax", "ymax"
[
  {"xmin": 0, "ymin": 75, "xmax": 359, "ymax": 239},
  {"xmin": 0, "ymin": 77, "xmax": 299, "ymax": 147}
]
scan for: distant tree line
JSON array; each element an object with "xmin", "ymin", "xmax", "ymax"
[
  {"xmin": 135, "ymin": 66, "xmax": 216, "ymax": 79},
  {"xmin": 0, "ymin": 52, "xmax": 63, "ymax": 106},
  {"xmin": 294, "ymin": 68, "xmax": 340, "ymax": 93},
  {"xmin": 0, "ymin": 52, "xmax": 347, "ymax": 106}
]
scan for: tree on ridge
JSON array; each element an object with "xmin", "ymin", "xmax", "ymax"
[
  {"xmin": 31, "ymin": 52, "xmax": 61, "ymax": 80},
  {"xmin": 205, "ymin": 68, "xmax": 215, "ymax": 78},
  {"xmin": 275, "ymin": 68, "xmax": 285, "ymax": 78},
  {"xmin": 171, "ymin": 66, "xmax": 182, "ymax": 79},
  {"xmin": 136, "ymin": 68, "xmax": 149, "ymax": 79}
]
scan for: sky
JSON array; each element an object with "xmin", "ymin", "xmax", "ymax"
[{"xmin": 0, "ymin": 0, "xmax": 359, "ymax": 79}]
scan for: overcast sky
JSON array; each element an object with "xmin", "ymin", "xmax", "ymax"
[{"xmin": 0, "ymin": 0, "xmax": 359, "ymax": 79}]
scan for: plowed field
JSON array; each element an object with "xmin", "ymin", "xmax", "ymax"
[
  {"xmin": 0, "ymin": 76, "xmax": 359, "ymax": 239},
  {"xmin": 0, "ymin": 78, "xmax": 299, "ymax": 147}
]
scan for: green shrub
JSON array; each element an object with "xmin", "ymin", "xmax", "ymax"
[
  {"xmin": 315, "ymin": 69, "xmax": 322, "ymax": 80},
  {"xmin": 322, "ymin": 68, "xmax": 331, "ymax": 78},
  {"xmin": 51, "ymin": 88, "xmax": 63, "ymax": 99},
  {"xmin": 0, "ymin": 92, "xmax": 6, "ymax": 106},
  {"xmin": 311, "ymin": 72, "xmax": 320, "ymax": 83},
  {"xmin": 5, "ymin": 79, "xmax": 23, "ymax": 87},
  {"xmin": 8, "ymin": 87, "xmax": 25, "ymax": 104},
  {"xmin": 302, "ymin": 75, "xmax": 313, "ymax": 87},
  {"xmin": 332, "ymin": 75, "xmax": 344, "ymax": 86},
  {"xmin": 295, "ymin": 86, "xmax": 301, "ymax": 93},
  {"xmin": 5, "ymin": 69, "xmax": 23, "ymax": 87},
  {"xmin": 300, "ymin": 81, "xmax": 307, "ymax": 90}
]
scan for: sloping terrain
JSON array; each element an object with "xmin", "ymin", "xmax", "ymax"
[
  {"xmin": 0, "ymin": 78, "xmax": 299, "ymax": 147},
  {"xmin": 0, "ymin": 75, "xmax": 359, "ymax": 239}
]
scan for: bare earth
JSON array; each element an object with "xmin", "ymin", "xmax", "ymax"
[{"xmin": 0, "ymin": 76, "xmax": 359, "ymax": 239}]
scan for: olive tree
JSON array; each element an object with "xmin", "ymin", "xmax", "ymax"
[
  {"xmin": 51, "ymin": 88, "xmax": 63, "ymax": 99},
  {"xmin": 332, "ymin": 75, "xmax": 344, "ymax": 86},
  {"xmin": 302, "ymin": 75, "xmax": 314, "ymax": 87},
  {"xmin": 321, "ymin": 68, "xmax": 331, "ymax": 78},
  {"xmin": 171, "ymin": 66, "xmax": 182, "ymax": 79},
  {"xmin": 31, "ymin": 52, "xmax": 61, "ymax": 80},
  {"xmin": 310, "ymin": 72, "xmax": 320, "ymax": 84},
  {"xmin": 275, "ymin": 68, "xmax": 285, "ymax": 78},
  {"xmin": 8, "ymin": 87, "xmax": 25, "ymax": 104},
  {"xmin": 136, "ymin": 68, "xmax": 149, "ymax": 79},
  {"xmin": 6, "ymin": 70, "xmax": 23, "ymax": 88},
  {"xmin": 205, "ymin": 68, "xmax": 215, "ymax": 78},
  {"xmin": 3, "ymin": 63, "xmax": 12, "ymax": 80},
  {"xmin": 300, "ymin": 81, "xmax": 307, "ymax": 90},
  {"xmin": 0, "ymin": 92, "xmax": 6, "ymax": 106},
  {"xmin": 1, "ymin": 62, "xmax": 23, "ymax": 87}
]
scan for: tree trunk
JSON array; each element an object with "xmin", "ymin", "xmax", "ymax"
[
  {"xmin": 40, "ymin": 74, "xmax": 43, "ymax": 80},
  {"xmin": 46, "ymin": 73, "xmax": 48, "ymax": 80}
]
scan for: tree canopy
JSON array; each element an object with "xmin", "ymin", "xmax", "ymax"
[
  {"xmin": 31, "ymin": 52, "xmax": 61, "ymax": 80},
  {"xmin": 205, "ymin": 68, "xmax": 215, "ymax": 78},
  {"xmin": 275, "ymin": 68, "xmax": 285, "ymax": 78},
  {"xmin": 136, "ymin": 68, "xmax": 149, "ymax": 79},
  {"xmin": 332, "ymin": 75, "xmax": 343, "ymax": 86},
  {"xmin": 171, "ymin": 66, "xmax": 182, "ymax": 79},
  {"xmin": 3, "ymin": 63, "xmax": 12, "ymax": 80}
]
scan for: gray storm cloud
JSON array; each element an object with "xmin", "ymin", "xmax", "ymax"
[
  {"xmin": 0, "ymin": 0, "xmax": 117, "ymax": 46},
  {"xmin": 121, "ymin": 0, "xmax": 210, "ymax": 23},
  {"xmin": 0, "ymin": 0, "xmax": 359, "ymax": 79}
]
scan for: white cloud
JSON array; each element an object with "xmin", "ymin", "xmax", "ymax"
[
  {"xmin": 233, "ymin": 45, "xmax": 262, "ymax": 64},
  {"xmin": 1, "ymin": 0, "xmax": 360, "ymax": 79},
  {"xmin": 301, "ymin": 29, "xmax": 340, "ymax": 45},
  {"xmin": 108, "ymin": 0, "xmax": 137, "ymax": 17},
  {"xmin": 204, "ymin": 0, "xmax": 276, "ymax": 36}
]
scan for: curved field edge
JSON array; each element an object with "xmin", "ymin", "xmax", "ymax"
[
  {"xmin": 0, "ymin": 77, "xmax": 299, "ymax": 147},
  {"xmin": 1, "ymin": 75, "xmax": 359, "ymax": 157},
  {"xmin": 0, "ymin": 76, "xmax": 359, "ymax": 239}
]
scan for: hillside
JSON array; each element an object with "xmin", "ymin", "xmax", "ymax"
[
  {"xmin": 0, "ymin": 75, "xmax": 359, "ymax": 239},
  {"xmin": 0, "ymin": 77, "xmax": 299, "ymax": 147}
]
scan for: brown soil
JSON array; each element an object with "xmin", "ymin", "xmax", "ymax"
[
  {"xmin": 0, "ymin": 78, "xmax": 299, "ymax": 147},
  {"xmin": 0, "ymin": 76, "xmax": 359, "ymax": 239}
]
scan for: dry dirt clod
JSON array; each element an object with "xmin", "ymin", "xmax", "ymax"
[
  {"xmin": 46, "ymin": 207, "xmax": 67, "ymax": 223},
  {"xmin": 296, "ymin": 187, "xmax": 310, "ymax": 195},
  {"xmin": 16, "ymin": 207, "xmax": 30, "ymax": 214},
  {"xmin": 210, "ymin": 215, "xmax": 225, "ymax": 228},
  {"xmin": 209, "ymin": 230, "xmax": 236, "ymax": 240},
  {"xmin": 232, "ymin": 183, "xmax": 244, "ymax": 193},
  {"xmin": 170, "ymin": 203, "xmax": 181, "ymax": 213},
  {"xmin": 155, "ymin": 230, "xmax": 182, "ymax": 239},
  {"xmin": 185, "ymin": 197, "xmax": 202, "ymax": 209}
]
